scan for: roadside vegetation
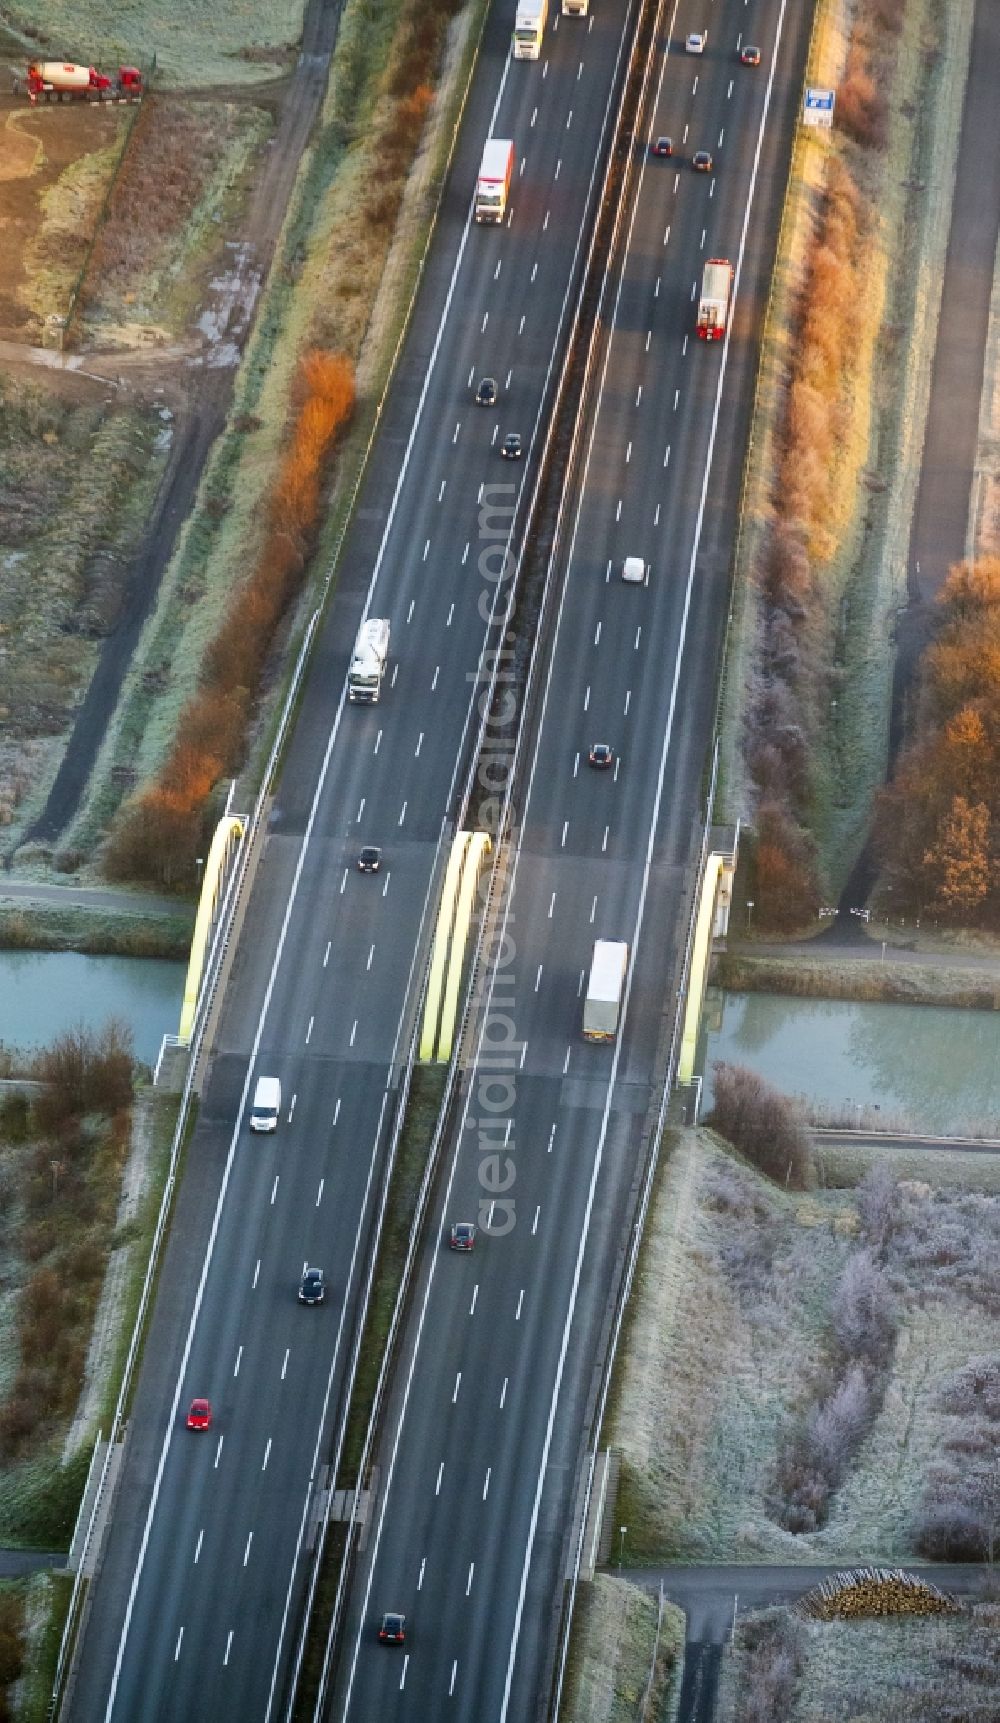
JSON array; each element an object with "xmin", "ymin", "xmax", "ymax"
[
  {"xmin": 104, "ymin": 347, "xmax": 355, "ymax": 884},
  {"xmin": 0, "ymin": 1584, "xmax": 25, "ymax": 1723},
  {"xmin": 562, "ymin": 1576, "xmax": 683, "ymax": 1723},
  {"xmin": 876, "ymin": 559, "xmax": 1000, "ymax": 928},
  {"xmin": 723, "ymin": 0, "xmax": 974, "ymax": 928},
  {"xmin": 0, "ymin": 1024, "xmax": 135, "ymax": 1543},
  {"xmin": 718, "ymin": 1597, "xmax": 1000, "ymax": 1723},
  {"xmin": 606, "ymin": 1111, "xmax": 1000, "ymax": 1567}
]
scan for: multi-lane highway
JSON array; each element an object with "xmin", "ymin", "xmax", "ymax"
[
  {"xmin": 334, "ymin": 0, "xmax": 813, "ymax": 1717},
  {"xmin": 67, "ymin": 0, "xmax": 641, "ymax": 1718}
]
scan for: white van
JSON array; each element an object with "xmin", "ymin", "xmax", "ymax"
[
  {"xmin": 622, "ymin": 556, "xmax": 647, "ymax": 584},
  {"xmin": 250, "ymin": 1076, "xmax": 281, "ymax": 1133}
]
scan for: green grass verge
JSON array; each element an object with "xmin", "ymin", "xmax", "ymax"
[
  {"xmin": 0, "ymin": 904, "xmax": 192, "ymax": 958},
  {"xmin": 0, "ymin": 1449, "xmax": 92, "ymax": 1550},
  {"xmin": 98, "ymin": 1088, "xmax": 181, "ymax": 1432},
  {"xmin": 118, "ymin": 1094, "xmax": 196, "ymax": 1426},
  {"xmin": 16, "ymin": 1570, "xmax": 74, "ymax": 1723}
]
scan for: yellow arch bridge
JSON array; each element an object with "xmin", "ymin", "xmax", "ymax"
[
  {"xmin": 420, "ymin": 832, "xmax": 493, "ymax": 1062},
  {"xmin": 177, "ymin": 815, "xmax": 245, "ymax": 1044}
]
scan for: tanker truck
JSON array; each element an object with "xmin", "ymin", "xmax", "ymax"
[{"xmin": 22, "ymin": 62, "xmax": 143, "ymax": 103}]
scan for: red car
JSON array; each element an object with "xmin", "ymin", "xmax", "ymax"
[{"xmin": 186, "ymin": 1398, "xmax": 212, "ymax": 1430}]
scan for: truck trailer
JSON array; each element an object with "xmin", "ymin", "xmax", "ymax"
[
  {"xmin": 583, "ymin": 940, "xmax": 629, "ymax": 1041},
  {"xmin": 696, "ymin": 258, "xmax": 733, "ymax": 341},
  {"xmin": 348, "ymin": 618, "xmax": 390, "ymax": 703},
  {"xmin": 513, "ymin": 0, "xmax": 548, "ymax": 58},
  {"xmin": 24, "ymin": 62, "xmax": 143, "ymax": 103},
  {"xmin": 475, "ymin": 139, "xmax": 515, "ymax": 224}
]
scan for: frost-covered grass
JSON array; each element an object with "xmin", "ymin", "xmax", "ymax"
[
  {"xmin": 2, "ymin": 0, "xmax": 305, "ymax": 88},
  {"xmin": 609, "ymin": 1129, "xmax": 1000, "ymax": 1565},
  {"xmin": 717, "ymin": 1600, "xmax": 1000, "ymax": 1723},
  {"xmin": 562, "ymin": 1576, "xmax": 684, "ymax": 1723}
]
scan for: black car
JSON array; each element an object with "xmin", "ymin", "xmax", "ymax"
[
  {"xmin": 588, "ymin": 743, "xmax": 614, "ymax": 769},
  {"xmin": 475, "ymin": 376, "xmax": 498, "ymax": 406},
  {"xmin": 378, "ymin": 1612, "xmax": 406, "ymax": 1645},
  {"xmin": 652, "ymin": 135, "xmax": 672, "ymax": 158},
  {"xmin": 501, "ymin": 433, "xmax": 522, "ymax": 459},
  {"xmin": 358, "ymin": 846, "xmax": 382, "ymax": 874},
  {"xmin": 298, "ymin": 1267, "xmax": 326, "ymax": 1304},
  {"xmin": 449, "ymin": 1222, "xmax": 477, "ymax": 1252},
  {"xmin": 692, "ymin": 150, "xmax": 713, "ymax": 173}
]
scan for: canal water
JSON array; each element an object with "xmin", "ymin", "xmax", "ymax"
[
  {"xmin": 701, "ymin": 991, "xmax": 1000, "ymax": 1137},
  {"xmin": 0, "ymin": 950, "xmax": 185, "ymax": 1069}
]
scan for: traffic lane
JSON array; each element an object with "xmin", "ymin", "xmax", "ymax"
[
  {"xmin": 346, "ymin": 1011, "xmax": 653, "ymax": 1717},
  {"xmin": 342, "ymin": 1069, "xmax": 633, "ymax": 1719},
  {"xmin": 109, "ymin": 57, "xmax": 634, "ymax": 1709},
  {"xmin": 108, "ymin": 1065, "xmax": 389, "ymax": 1719},
  {"xmin": 75, "ymin": 0, "xmax": 642, "ymax": 1711},
  {"xmin": 343, "ymin": 3, "xmax": 813, "ymax": 1709}
]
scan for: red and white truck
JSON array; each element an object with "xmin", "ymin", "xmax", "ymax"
[
  {"xmin": 696, "ymin": 258, "xmax": 733, "ymax": 341},
  {"xmin": 23, "ymin": 62, "xmax": 143, "ymax": 103},
  {"xmin": 475, "ymin": 139, "xmax": 514, "ymax": 224}
]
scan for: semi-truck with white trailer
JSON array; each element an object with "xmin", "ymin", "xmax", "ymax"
[
  {"xmin": 475, "ymin": 139, "xmax": 515, "ymax": 224},
  {"xmin": 348, "ymin": 618, "xmax": 390, "ymax": 703},
  {"xmin": 583, "ymin": 940, "xmax": 628, "ymax": 1041},
  {"xmin": 513, "ymin": 0, "xmax": 548, "ymax": 57},
  {"xmin": 696, "ymin": 258, "xmax": 733, "ymax": 341}
]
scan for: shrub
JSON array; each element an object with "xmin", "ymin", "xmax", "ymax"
[
  {"xmin": 736, "ymin": 1613, "xmax": 803, "ymax": 1723},
  {"xmin": 104, "ymin": 350, "xmax": 355, "ymax": 887},
  {"xmin": 856, "ymin": 1161, "xmax": 901, "ymax": 1256},
  {"xmin": 709, "ymin": 1063, "xmax": 814, "ymax": 1188},
  {"xmin": 830, "ymin": 1250, "xmax": 896, "ymax": 1369},
  {"xmin": 914, "ymin": 1500, "xmax": 990, "ymax": 1562},
  {"xmin": 32, "ymin": 1021, "xmax": 134, "ymax": 1130}
]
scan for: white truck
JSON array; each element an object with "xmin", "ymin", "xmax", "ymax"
[
  {"xmin": 348, "ymin": 618, "xmax": 390, "ymax": 703},
  {"xmin": 513, "ymin": 0, "xmax": 547, "ymax": 57},
  {"xmin": 697, "ymin": 258, "xmax": 733, "ymax": 341},
  {"xmin": 583, "ymin": 941, "xmax": 628, "ymax": 1041},
  {"xmin": 475, "ymin": 139, "xmax": 515, "ymax": 224},
  {"xmin": 561, "ymin": 0, "xmax": 589, "ymax": 16}
]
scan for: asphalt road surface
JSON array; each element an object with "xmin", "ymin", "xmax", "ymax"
[
  {"xmin": 67, "ymin": 1, "xmax": 642, "ymax": 1718},
  {"xmin": 333, "ymin": 3, "xmax": 816, "ymax": 1718}
]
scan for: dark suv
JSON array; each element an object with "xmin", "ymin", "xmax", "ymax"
[{"xmin": 298, "ymin": 1267, "xmax": 326, "ymax": 1305}]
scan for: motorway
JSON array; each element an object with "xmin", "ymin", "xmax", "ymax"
[
  {"xmin": 67, "ymin": 0, "xmax": 641, "ymax": 1719},
  {"xmin": 335, "ymin": 1, "xmax": 814, "ymax": 1718}
]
